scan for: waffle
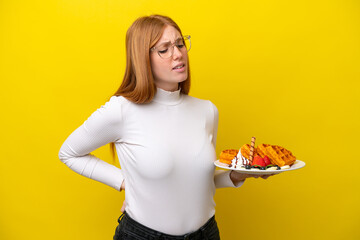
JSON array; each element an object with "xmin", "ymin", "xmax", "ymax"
[
  {"xmin": 219, "ymin": 149, "xmax": 238, "ymax": 165},
  {"xmin": 256, "ymin": 144, "xmax": 296, "ymax": 167},
  {"xmin": 240, "ymin": 144, "xmax": 256, "ymax": 160}
]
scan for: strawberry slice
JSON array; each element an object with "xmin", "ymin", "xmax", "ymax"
[
  {"xmin": 252, "ymin": 155, "xmax": 266, "ymax": 167},
  {"xmin": 263, "ymin": 156, "xmax": 271, "ymax": 166}
]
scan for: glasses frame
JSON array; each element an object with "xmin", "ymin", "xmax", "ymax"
[{"xmin": 150, "ymin": 35, "xmax": 191, "ymax": 59}]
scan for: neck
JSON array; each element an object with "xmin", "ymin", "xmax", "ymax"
[
  {"xmin": 153, "ymin": 87, "xmax": 182, "ymax": 105},
  {"xmin": 154, "ymin": 82, "xmax": 179, "ymax": 92}
]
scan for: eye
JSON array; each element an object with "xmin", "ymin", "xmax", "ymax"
[
  {"xmin": 157, "ymin": 43, "xmax": 170, "ymax": 54},
  {"xmin": 176, "ymin": 39, "xmax": 185, "ymax": 48},
  {"xmin": 159, "ymin": 49, "xmax": 168, "ymax": 54}
]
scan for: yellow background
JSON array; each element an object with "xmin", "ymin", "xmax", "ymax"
[{"xmin": 1, "ymin": 0, "xmax": 359, "ymax": 239}]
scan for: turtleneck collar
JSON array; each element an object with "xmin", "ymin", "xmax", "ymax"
[{"xmin": 152, "ymin": 87, "xmax": 183, "ymax": 105}]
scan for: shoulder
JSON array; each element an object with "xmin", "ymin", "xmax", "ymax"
[
  {"xmin": 104, "ymin": 96, "xmax": 132, "ymax": 112},
  {"xmin": 87, "ymin": 96, "xmax": 131, "ymax": 125},
  {"xmin": 182, "ymin": 95, "xmax": 218, "ymax": 117},
  {"xmin": 182, "ymin": 95, "xmax": 212, "ymax": 106},
  {"xmin": 108, "ymin": 95, "xmax": 129, "ymax": 105},
  {"xmin": 183, "ymin": 94, "xmax": 217, "ymax": 108}
]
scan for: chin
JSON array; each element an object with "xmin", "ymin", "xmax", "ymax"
[
  {"xmin": 179, "ymin": 77, "xmax": 188, "ymax": 83},
  {"xmin": 177, "ymin": 74, "xmax": 188, "ymax": 83}
]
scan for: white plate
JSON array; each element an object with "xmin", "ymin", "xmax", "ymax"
[{"xmin": 214, "ymin": 160, "xmax": 305, "ymax": 175}]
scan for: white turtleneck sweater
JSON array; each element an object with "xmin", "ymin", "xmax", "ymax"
[{"xmin": 58, "ymin": 88, "xmax": 243, "ymax": 235}]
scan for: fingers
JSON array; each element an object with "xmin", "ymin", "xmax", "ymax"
[
  {"xmin": 260, "ymin": 174, "xmax": 276, "ymax": 179},
  {"xmin": 120, "ymin": 200, "xmax": 126, "ymax": 213},
  {"xmin": 231, "ymin": 171, "xmax": 277, "ymax": 181},
  {"xmin": 252, "ymin": 174, "xmax": 269, "ymax": 179},
  {"xmin": 120, "ymin": 180, "xmax": 125, "ymax": 191}
]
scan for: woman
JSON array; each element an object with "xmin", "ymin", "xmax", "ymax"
[{"xmin": 59, "ymin": 15, "xmax": 270, "ymax": 240}]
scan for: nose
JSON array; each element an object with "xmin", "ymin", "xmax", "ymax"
[{"xmin": 172, "ymin": 45, "xmax": 183, "ymax": 60}]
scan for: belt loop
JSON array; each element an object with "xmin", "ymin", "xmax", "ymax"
[{"xmin": 117, "ymin": 212, "xmax": 125, "ymax": 223}]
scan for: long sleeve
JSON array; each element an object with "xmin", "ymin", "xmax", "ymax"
[
  {"xmin": 210, "ymin": 102, "xmax": 245, "ymax": 189},
  {"xmin": 58, "ymin": 96, "xmax": 125, "ymax": 191}
]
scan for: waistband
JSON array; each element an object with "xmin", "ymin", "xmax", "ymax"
[{"xmin": 119, "ymin": 212, "xmax": 216, "ymax": 240}]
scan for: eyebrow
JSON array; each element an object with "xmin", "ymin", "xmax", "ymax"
[{"xmin": 156, "ymin": 37, "xmax": 183, "ymax": 47}]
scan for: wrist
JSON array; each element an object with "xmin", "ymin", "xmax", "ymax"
[{"xmin": 230, "ymin": 170, "xmax": 246, "ymax": 185}]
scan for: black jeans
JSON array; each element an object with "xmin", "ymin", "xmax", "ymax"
[{"xmin": 113, "ymin": 212, "xmax": 220, "ymax": 240}]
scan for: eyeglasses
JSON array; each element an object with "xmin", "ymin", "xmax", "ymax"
[{"xmin": 150, "ymin": 35, "xmax": 191, "ymax": 59}]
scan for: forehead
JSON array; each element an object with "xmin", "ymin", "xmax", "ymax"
[{"xmin": 157, "ymin": 25, "xmax": 181, "ymax": 44}]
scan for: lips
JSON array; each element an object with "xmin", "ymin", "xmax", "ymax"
[{"xmin": 172, "ymin": 63, "xmax": 185, "ymax": 70}]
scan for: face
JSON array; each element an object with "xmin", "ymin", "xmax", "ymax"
[{"xmin": 150, "ymin": 25, "xmax": 188, "ymax": 91}]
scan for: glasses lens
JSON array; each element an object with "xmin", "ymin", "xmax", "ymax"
[
  {"xmin": 157, "ymin": 43, "xmax": 172, "ymax": 59},
  {"xmin": 183, "ymin": 36, "xmax": 191, "ymax": 52},
  {"xmin": 158, "ymin": 36, "xmax": 191, "ymax": 59}
]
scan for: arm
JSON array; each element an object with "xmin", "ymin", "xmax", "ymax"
[
  {"xmin": 209, "ymin": 102, "xmax": 246, "ymax": 188},
  {"xmin": 210, "ymin": 102, "xmax": 273, "ymax": 187},
  {"xmin": 58, "ymin": 96, "xmax": 125, "ymax": 191}
]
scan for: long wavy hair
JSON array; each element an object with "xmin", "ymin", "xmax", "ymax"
[{"xmin": 110, "ymin": 15, "xmax": 191, "ymax": 159}]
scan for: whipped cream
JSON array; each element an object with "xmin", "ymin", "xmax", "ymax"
[
  {"xmin": 229, "ymin": 150, "xmax": 250, "ymax": 169},
  {"xmin": 229, "ymin": 150, "xmax": 284, "ymax": 171}
]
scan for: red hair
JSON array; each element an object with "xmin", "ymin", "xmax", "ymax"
[
  {"xmin": 110, "ymin": 15, "xmax": 191, "ymax": 158},
  {"xmin": 113, "ymin": 14, "xmax": 190, "ymax": 103}
]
